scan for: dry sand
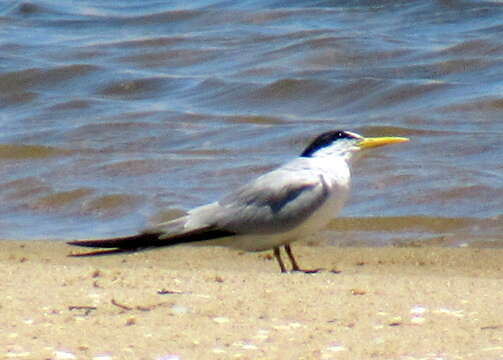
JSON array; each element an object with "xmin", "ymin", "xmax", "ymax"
[{"xmin": 1, "ymin": 240, "xmax": 503, "ymax": 359}]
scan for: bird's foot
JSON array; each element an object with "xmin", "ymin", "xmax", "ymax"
[{"xmin": 290, "ymin": 267, "xmax": 323, "ymax": 274}]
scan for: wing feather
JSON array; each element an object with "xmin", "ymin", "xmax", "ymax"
[{"xmin": 215, "ymin": 168, "xmax": 330, "ymax": 234}]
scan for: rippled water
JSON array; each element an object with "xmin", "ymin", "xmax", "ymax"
[{"xmin": 1, "ymin": 0, "xmax": 502, "ymax": 246}]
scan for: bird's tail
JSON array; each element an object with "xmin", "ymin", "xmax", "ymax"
[
  {"xmin": 67, "ymin": 226, "xmax": 235, "ymax": 257},
  {"xmin": 67, "ymin": 232, "xmax": 162, "ymax": 256}
]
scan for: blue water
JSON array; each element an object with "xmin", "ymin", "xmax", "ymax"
[{"xmin": 1, "ymin": 0, "xmax": 502, "ymax": 246}]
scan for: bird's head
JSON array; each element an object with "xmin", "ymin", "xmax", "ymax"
[{"xmin": 300, "ymin": 130, "xmax": 409, "ymax": 161}]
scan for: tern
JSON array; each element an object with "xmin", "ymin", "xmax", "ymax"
[{"xmin": 68, "ymin": 130, "xmax": 408, "ymax": 272}]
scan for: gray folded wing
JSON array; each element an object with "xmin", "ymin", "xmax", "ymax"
[{"xmin": 209, "ymin": 167, "xmax": 331, "ymax": 234}]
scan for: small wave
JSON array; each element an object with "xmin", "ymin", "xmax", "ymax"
[{"xmin": 97, "ymin": 77, "xmax": 168, "ymax": 100}]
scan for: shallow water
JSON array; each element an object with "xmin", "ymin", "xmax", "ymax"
[{"xmin": 1, "ymin": 0, "xmax": 502, "ymax": 246}]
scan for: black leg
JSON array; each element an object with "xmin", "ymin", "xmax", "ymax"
[
  {"xmin": 284, "ymin": 244, "xmax": 321, "ymax": 274},
  {"xmin": 273, "ymin": 247, "xmax": 287, "ymax": 273},
  {"xmin": 284, "ymin": 244, "xmax": 301, "ymax": 271}
]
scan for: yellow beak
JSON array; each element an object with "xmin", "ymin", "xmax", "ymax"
[{"xmin": 358, "ymin": 136, "xmax": 409, "ymax": 149}]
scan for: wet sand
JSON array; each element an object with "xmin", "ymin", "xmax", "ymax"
[{"xmin": 2, "ymin": 240, "xmax": 503, "ymax": 359}]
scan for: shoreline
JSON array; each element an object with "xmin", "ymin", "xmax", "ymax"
[{"xmin": 2, "ymin": 240, "xmax": 503, "ymax": 359}]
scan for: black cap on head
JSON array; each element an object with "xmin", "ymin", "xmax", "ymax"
[{"xmin": 301, "ymin": 130, "xmax": 359, "ymax": 157}]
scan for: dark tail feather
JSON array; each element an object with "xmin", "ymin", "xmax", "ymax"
[
  {"xmin": 68, "ymin": 247, "xmax": 141, "ymax": 257},
  {"xmin": 67, "ymin": 227, "xmax": 235, "ymax": 257},
  {"xmin": 68, "ymin": 232, "xmax": 161, "ymax": 249}
]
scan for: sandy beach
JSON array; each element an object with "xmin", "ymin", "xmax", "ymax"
[{"xmin": 2, "ymin": 240, "xmax": 503, "ymax": 359}]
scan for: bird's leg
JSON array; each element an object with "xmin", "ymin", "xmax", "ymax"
[
  {"xmin": 284, "ymin": 244, "xmax": 321, "ymax": 274},
  {"xmin": 284, "ymin": 244, "xmax": 301, "ymax": 271},
  {"xmin": 273, "ymin": 247, "xmax": 287, "ymax": 273}
]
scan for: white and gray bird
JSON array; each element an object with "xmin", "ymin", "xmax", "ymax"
[{"xmin": 68, "ymin": 130, "xmax": 408, "ymax": 272}]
